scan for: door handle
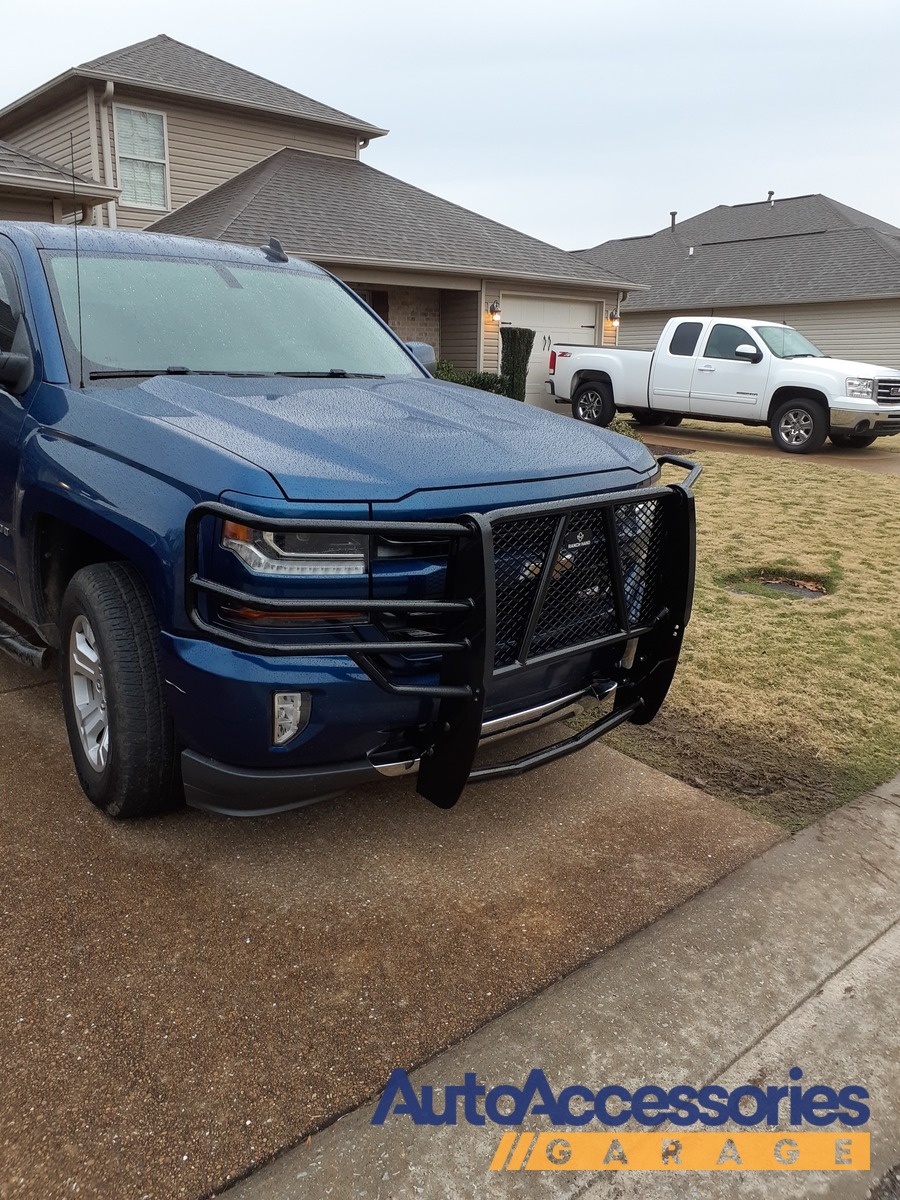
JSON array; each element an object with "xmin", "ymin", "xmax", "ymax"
[{"xmin": 696, "ymin": 365, "xmax": 715, "ymax": 372}]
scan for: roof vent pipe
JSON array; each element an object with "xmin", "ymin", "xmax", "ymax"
[
  {"xmin": 688, "ymin": 246, "xmax": 694, "ymax": 256},
  {"xmin": 670, "ymin": 211, "xmax": 677, "ymax": 230},
  {"xmin": 767, "ymin": 190, "xmax": 775, "ymax": 205}
]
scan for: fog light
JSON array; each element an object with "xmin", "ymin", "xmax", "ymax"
[{"xmin": 273, "ymin": 692, "xmax": 310, "ymax": 745}]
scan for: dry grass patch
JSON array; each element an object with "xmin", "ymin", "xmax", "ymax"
[{"xmin": 608, "ymin": 451, "xmax": 900, "ymax": 829}]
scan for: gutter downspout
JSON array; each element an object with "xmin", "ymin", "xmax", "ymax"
[{"xmin": 99, "ymin": 81, "xmax": 117, "ymax": 228}]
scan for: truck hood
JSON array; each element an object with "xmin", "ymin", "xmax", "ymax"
[
  {"xmin": 93, "ymin": 374, "xmax": 655, "ymax": 501},
  {"xmin": 801, "ymin": 357, "xmax": 900, "ymax": 378}
]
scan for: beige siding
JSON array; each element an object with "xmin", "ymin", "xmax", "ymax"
[
  {"xmin": 619, "ymin": 300, "xmax": 900, "ymax": 367},
  {"xmin": 439, "ymin": 290, "xmax": 479, "ymax": 369},
  {"xmin": 601, "ymin": 311, "xmax": 619, "ymax": 346},
  {"xmin": 617, "ymin": 311, "xmax": 671, "ymax": 349},
  {"xmin": 481, "ymin": 282, "xmax": 502, "ymax": 372},
  {"xmin": 102, "ymin": 88, "xmax": 360, "ymax": 230},
  {"xmin": 0, "ymin": 193, "xmax": 57, "ymax": 222},
  {"xmin": 730, "ymin": 300, "xmax": 900, "ymax": 367},
  {"xmin": 5, "ymin": 91, "xmax": 93, "ymax": 178}
]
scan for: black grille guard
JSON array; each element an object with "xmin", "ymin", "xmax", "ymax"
[{"xmin": 185, "ymin": 455, "xmax": 700, "ymax": 808}]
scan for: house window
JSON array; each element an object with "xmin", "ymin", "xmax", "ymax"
[{"xmin": 114, "ymin": 107, "xmax": 169, "ymax": 209}]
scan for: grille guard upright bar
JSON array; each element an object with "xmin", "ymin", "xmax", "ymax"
[{"xmin": 184, "ymin": 457, "xmax": 700, "ymax": 808}]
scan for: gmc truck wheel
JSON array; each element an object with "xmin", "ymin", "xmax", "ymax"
[
  {"xmin": 572, "ymin": 382, "xmax": 614, "ymax": 425},
  {"xmin": 769, "ymin": 399, "xmax": 828, "ymax": 454},
  {"xmin": 59, "ymin": 562, "xmax": 180, "ymax": 818},
  {"xmin": 830, "ymin": 433, "xmax": 877, "ymax": 450}
]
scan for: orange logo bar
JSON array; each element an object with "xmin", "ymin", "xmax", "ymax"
[{"xmin": 490, "ymin": 1131, "xmax": 870, "ymax": 1171}]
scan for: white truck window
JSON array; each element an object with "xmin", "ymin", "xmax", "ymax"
[
  {"xmin": 703, "ymin": 323, "xmax": 759, "ymax": 361},
  {"xmin": 669, "ymin": 321, "xmax": 704, "ymax": 356}
]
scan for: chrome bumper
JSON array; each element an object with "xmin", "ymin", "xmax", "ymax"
[{"xmin": 370, "ymin": 684, "xmax": 614, "ymax": 778}]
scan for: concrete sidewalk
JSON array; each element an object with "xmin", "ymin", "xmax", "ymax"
[{"xmin": 225, "ymin": 776, "xmax": 900, "ymax": 1200}]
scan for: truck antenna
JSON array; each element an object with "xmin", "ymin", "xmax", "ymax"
[{"xmin": 70, "ymin": 133, "xmax": 86, "ymax": 389}]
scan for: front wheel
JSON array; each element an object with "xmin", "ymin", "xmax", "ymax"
[
  {"xmin": 572, "ymin": 381, "xmax": 614, "ymax": 425},
  {"xmin": 830, "ymin": 432, "xmax": 877, "ymax": 450},
  {"xmin": 59, "ymin": 562, "xmax": 180, "ymax": 818},
  {"xmin": 769, "ymin": 398, "xmax": 828, "ymax": 454}
]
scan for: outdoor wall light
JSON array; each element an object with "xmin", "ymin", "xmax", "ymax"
[
  {"xmin": 488, "ymin": 301, "xmax": 502, "ymax": 322},
  {"xmin": 608, "ymin": 309, "xmax": 620, "ymax": 327}
]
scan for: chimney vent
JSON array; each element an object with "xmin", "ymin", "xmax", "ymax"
[
  {"xmin": 670, "ymin": 211, "xmax": 677, "ymax": 231},
  {"xmin": 767, "ymin": 190, "xmax": 775, "ymax": 205}
]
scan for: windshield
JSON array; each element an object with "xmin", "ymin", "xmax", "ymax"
[
  {"xmin": 42, "ymin": 251, "xmax": 422, "ymax": 380},
  {"xmin": 754, "ymin": 325, "xmax": 825, "ymax": 359}
]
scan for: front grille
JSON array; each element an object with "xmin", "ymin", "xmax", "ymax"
[
  {"xmin": 876, "ymin": 379, "xmax": 900, "ymax": 402},
  {"xmin": 491, "ymin": 498, "xmax": 664, "ymax": 669}
]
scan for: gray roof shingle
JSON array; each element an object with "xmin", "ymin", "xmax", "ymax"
[
  {"xmin": 576, "ymin": 194, "xmax": 900, "ymax": 309},
  {"xmin": 148, "ymin": 148, "xmax": 637, "ymax": 288},
  {"xmin": 76, "ymin": 35, "xmax": 385, "ymax": 135},
  {"xmin": 0, "ymin": 138, "xmax": 95, "ymax": 185}
]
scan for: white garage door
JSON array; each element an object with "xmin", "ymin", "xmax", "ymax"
[{"xmin": 500, "ymin": 296, "xmax": 599, "ymax": 412}]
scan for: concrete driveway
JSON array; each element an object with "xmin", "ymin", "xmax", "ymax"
[
  {"xmin": 641, "ymin": 422, "xmax": 900, "ymax": 474},
  {"xmin": 0, "ymin": 655, "xmax": 781, "ymax": 1200}
]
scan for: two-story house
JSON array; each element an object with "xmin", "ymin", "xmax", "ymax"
[{"xmin": 0, "ymin": 35, "xmax": 635, "ymax": 398}]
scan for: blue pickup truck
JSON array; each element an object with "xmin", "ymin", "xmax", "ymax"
[{"xmin": 0, "ymin": 222, "xmax": 698, "ymax": 818}]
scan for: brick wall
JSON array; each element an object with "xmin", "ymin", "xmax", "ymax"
[{"xmin": 385, "ymin": 287, "xmax": 441, "ymax": 356}]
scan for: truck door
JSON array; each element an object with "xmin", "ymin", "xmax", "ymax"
[
  {"xmin": 0, "ymin": 249, "xmax": 30, "ymax": 601},
  {"xmin": 649, "ymin": 320, "xmax": 705, "ymax": 412},
  {"xmin": 689, "ymin": 323, "xmax": 769, "ymax": 417}
]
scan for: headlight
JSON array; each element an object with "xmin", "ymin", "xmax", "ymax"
[
  {"xmin": 846, "ymin": 377, "xmax": 874, "ymax": 399},
  {"xmin": 222, "ymin": 521, "xmax": 367, "ymax": 576}
]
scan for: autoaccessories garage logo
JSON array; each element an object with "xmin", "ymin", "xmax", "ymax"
[{"xmin": 372, "ymin": 1067, "xmax": 871, "ymax": 1172}]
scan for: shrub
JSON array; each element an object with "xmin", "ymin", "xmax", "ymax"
[
  {"xmin": 499, "ymin": 327, "xmax": 536, "ymax": 402},
  {"xmin": 608, "ymin": 414, "xmax": 644, "ymax": 442},
  {"xmin": 432, "ymin": 359, "xmax": 506, "ymax": 395}
]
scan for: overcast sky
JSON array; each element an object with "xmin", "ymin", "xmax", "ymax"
[{"xmin": 4, "ymin": 0, "xmax": 899, "ymax": 249}]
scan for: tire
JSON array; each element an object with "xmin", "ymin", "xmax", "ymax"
[
  {"xmin": 769, "ymin": 398, "xmax": 828, "ymax": 454},
  {"xmin": 572, "ymin": 381, "xmax": 614, "ymax": 425},
  {"xmin": 59, "ymin": 562, "xmax": 180, "ymax": 818},
  {"xmin": 664, "ymin": 415, "xmax": 684, "ymax": 427},
  {"xmin": 830, "ymin": 432, "xmax": 878, "ymax": 450},
  {"xmin": 631, "ymin": 412, "xmax": 668, "ymax": 427}
]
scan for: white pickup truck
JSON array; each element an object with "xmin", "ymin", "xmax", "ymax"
[{"xmin": 546, "ymin": 316, "xmax": 900, "ymax": 453}]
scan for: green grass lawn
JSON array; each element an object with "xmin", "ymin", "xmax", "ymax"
[{"xmin": 607, "ymin": 449, "xmax": 900, "ymax": 830}]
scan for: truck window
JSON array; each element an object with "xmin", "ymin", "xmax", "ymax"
[
  {"xmin": 669, "ymin": 321, "xmax": 703, "ymax": 357},
  {"xmin": 703, "ymin": 323, "xmax": 758, "ymax": 361},
  {"xmin": 0, "ymin": 255, "xmax": 19, "ymax": 354}
]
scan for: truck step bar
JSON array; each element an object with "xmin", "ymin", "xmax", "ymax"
[{"xmin": 0, "ymin": 617, "xmax": 54, "ymax": 670}]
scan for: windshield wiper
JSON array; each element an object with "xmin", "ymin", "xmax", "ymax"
[
  {"xmin": 782, "ymin": 353, "xmax": 819, "ymax": 359},
  {"xmin": 87, "ymin": 367, "xmax": 251, "ymax": 379},
  {"xmin": 88, "ymin": 367, "xmax": 387, "ymax": 381},
  {"xmin": 273, "ymin": 370, "xmax": 385, "ymax": 379}
]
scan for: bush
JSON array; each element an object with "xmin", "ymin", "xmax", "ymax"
[
  {"xmin": 432, "ymin": 359, "xmax": 506, "ymax": 395},
  {"xmin": 499, "ymin": 327, "xmax": 536, "ymax": 402},
  {"xmin": 608, "ymin": 414, "xmax": 644, "ymax": 442}
]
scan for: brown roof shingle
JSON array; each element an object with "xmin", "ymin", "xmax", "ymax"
[
  {"xmin": 575, "ymin": 194, "xmax": 900, "ymax": 310},
  {"xmin": 148, "ymin": 147, "xmax": 638, "ymax": 289},
  {"xmin": 75, "ymin": 35, "xmax": 386, "ymax": 136}
]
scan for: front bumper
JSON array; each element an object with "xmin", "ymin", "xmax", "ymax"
[
  {"xmin": 179, "ymin": 456, "xmax": 701, "ymax": 813},
  {"xmin": 830, "ymin": 399, "xmax": 900, "ymax": 436},
  {"xmin": 181, "ymin": 684, "xmax": 625, "ymax": 815}
]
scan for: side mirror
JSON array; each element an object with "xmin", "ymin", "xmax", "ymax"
[
  {"xmin": 0, "ymin": 351, "xmax": 33, "ymax": 395},
  {"xmin": 407, "ymin": 342, "xmax": 437, "ymax": 371},
  {"xmin": 734, "ymin": 344, "xmax": 763, "ymax": 364}
]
